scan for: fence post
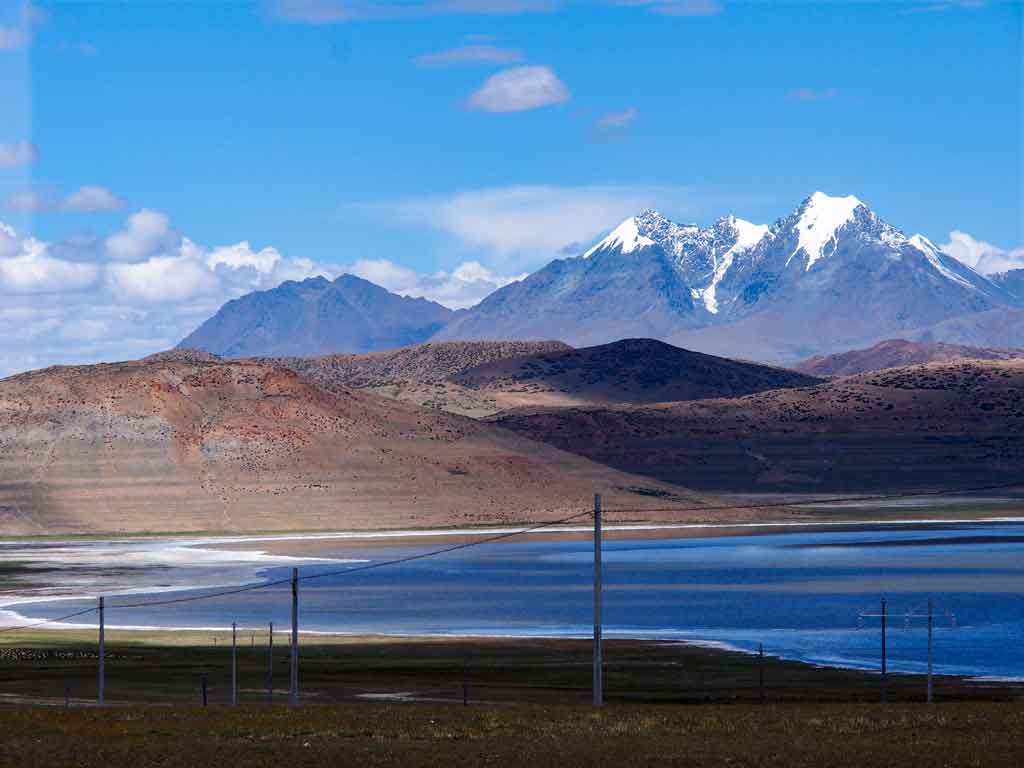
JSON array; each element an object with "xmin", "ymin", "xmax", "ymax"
[
  {"xmin": 231, "ymin": 622, "xmax": 238, "ymax": 706},
  {"xmin": 201, "ymin": 673, "xmax": 208, "ymax": 706},
  {"xmin": 290, "ymin": 568, "xmax": 299, "ymax": 706},
  {"xmin": 880, "ymin": 597, "xmax": 887, "ymax": 704},
  {"xmin": 927, "ymin": 599, "xmax": 934, "ymax": 704},
  {"xmin": 97, "ymin": 596, "xmax": 105, "ymax": 706},
  {"xmin": 65, "ymin": 683, "xmax": 70, "ymax": 710},
  {"xmin": 593, "ymin": 493, "xmax": 603, "ymax": 707},
  {"xmin": 267, "ymin": 621, "xmax": 274, "ymax": 704}
]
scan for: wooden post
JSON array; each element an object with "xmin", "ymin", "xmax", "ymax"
[
  {"xmin": 290, "ymin": 568, "xmax": 299, "ymax": 706},
  {"xmin": 65, "ymin": 683, "xmax": 70, "ymax": 710},
  {"xmin": 880, "ymin": 597, "xmax": 888, "ymax": 704},
  {"xmin": 231, "ymin": 622, "xmax": 238, "ymax": 706},
  {"xmin": 927, "ymin": 599, "xmax": 934, "ymax": 704},
  {"xmin": 201, "ymin": 674, "xmax": 208, "ymax": 706},
  {"xmin": 267, "ymin": 621, "xmax": 274, "ymax": 704},
  {"xmin": 97, "ymin": 596, "xmax": 105, "ymax": 706},
  {"xmin": 593, "ymin": 493, "xmax": 603, "ymax": 707}
]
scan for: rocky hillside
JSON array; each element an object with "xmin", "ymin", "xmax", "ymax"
[
  {"xmin": 491, "ymin": 359, "xmax": 1024, "ymax": 493},
  {"xmin": 0, "ymin": 353, "xmax": 700, "ymax": 535},
  {"xmin": 265, "ymin": 340, "xmax": 571, "ymax": 417},
  {"xmin": 453, "ymin": 339, "xmax": 820, "ymax": 408},
  {"xmin": 795, "ymin": 339, "xmax": 1024, "ymax": 376}
]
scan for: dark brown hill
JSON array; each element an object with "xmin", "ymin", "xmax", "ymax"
[
  {"xmin": 453, "ymin": 339, "xmax": 820, "ymax": 408},
  {"xmin": 491, "ymin": 359, "xmax": 1024, "ymax": 493},
  {"xmin": 795, "ymin": 338, "xmax": 1024, "ymax": 376}
]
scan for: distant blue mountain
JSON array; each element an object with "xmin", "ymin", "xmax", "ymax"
[{"xmin": 179, "ymin": 274, "xmax": 453, "ymax": 357}]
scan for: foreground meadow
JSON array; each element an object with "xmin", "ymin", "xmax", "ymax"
[{"xmin": 1, "ymin": 702, "xmax": 1022, "ymax": 767}]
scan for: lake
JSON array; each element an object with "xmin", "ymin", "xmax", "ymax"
[{"xmin": 4, "ymin": 520, "xmax": 1024, "ymax": 680}]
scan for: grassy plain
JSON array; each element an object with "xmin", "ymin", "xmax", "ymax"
[{"xmin": 0, "ymin": 701, "xmax": 1022, "ymax": 767}]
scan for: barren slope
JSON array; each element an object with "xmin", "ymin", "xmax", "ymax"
[
  {"xmin": 795, "ymin": 339, "xmax": 1024, "ymax": 376},
  {"xmin": 265, "ymin": 341, "xmax": 571, "ymax": 418},
  {"xmin": 453, "ymin": 339, "xmax": 820, "ymax": 409},
  {"xmin": 0, "ymin": 352, "xmax": 704, "ymax": 535},
  {"xmin": 491, "ymin": 359, "xmax": 1024, "ymax": 492}
]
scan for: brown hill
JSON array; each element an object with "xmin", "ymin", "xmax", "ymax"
[
  {"xmin": 453, "ymin": 338, "xmax": 820, "ymax": 409},
  {"xmin": 491, "ymin": 359, "xmax": 1024, "ymax": 493},
  {"xmin": 0, "ymin": 355, "xmax": 704, "ymax": 536},
  {"xmin": 795, "ymin": 338, "xmax": 1024, "ymax": 377},
  {"xmin": 264, "ymin": 341, "xmax": 571, "ymax": 418}
]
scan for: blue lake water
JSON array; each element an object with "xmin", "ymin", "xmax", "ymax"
[{"xmin": 11, "ymin": 522, "xmax": 1024, "ymax": 680}]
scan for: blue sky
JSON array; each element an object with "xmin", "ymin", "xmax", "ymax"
[{"xmin": 0, "ymin": 0, "xmax": 1021, "ymax": 373}]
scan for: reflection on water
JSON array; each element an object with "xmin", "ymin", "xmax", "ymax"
[{"xmin": 8, "ymin": 523, "xmax": 1024, "ymax": 679}]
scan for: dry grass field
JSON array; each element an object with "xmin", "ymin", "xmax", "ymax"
[{"xmin": 0, "ymin": 702, "xmax": 1022, "ymax": 767}]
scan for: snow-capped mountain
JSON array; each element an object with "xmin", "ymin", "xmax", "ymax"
[
  {"xmin": 438, "ymin": 192, "xmax": 1016, "ymax": 361},
  {"xmin": 179, "ymin": 192, "xmax": 1020, "ymax": 363}
]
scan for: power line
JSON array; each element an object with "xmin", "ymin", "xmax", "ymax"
[
  {"xmin": 108, "ymin": 509, "xmax": 595, "ymax": 610},
  {"xmin": 2, "ymin": 479, "xmax": 1021, "ymax": 621},
  {"xmin": 0, "ymin": 606, "xmax": 98, "ymax": 635}
]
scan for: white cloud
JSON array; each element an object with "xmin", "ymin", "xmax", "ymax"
[
  {"xmin": 61, "ymin": 186, "xmax": 126, "ymax": 212},
  {"xmin": 106, "ymin": 242, "xmax": 221, "ymax": 304},
  {"xmin": 465, "ymin": 65, "xmax": 569, "ymax": 113},
  {"xmin": 347, "ymin": 258, "xmax": 524, "ymax": 309},
  {"xmin": 413, "ymin": 44, "xmax": 523, "ymax": 66},
  {"xmin": 105, "ymin": 209, "xmax": 176, "ymax": 261},
  {"xmin": 6, "ymin": 185, "xmax": 127, "ymax": 213},
  {"xmin": 206, "ymin": 241, "xmax": 283, "ymax": 274},
  {"xmin": 596, "ymin": 106, "xmax": 639, "ymax": 129},
  {"xmin": 616, "ymin": 0, "xmax": 722, "ymax": 15},
  {"xmin": 0, "ymin": 238, "xmax": 100, "ymax": 295},
  {"xmin": 376, "ymin": 183, "xmax": 699, "ymax": 264},
  {"xmin": 941, "ymin": 230, "xmax": 1024, "ymax": 275},
  {"xmin": 0, "ymin": 141, "xmax": 38, "ymax": 168},
  {"xmin": 0, "ymin": 223, "xmax": 18, "ymax": 258},
  {"xmin": 269, "ymin": 0, "xmax": 557, "ymax": 23}
]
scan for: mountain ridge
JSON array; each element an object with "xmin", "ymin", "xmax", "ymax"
[
  {"xmin": 180, "ymin": 274, "xmax": 454, "ymax": 357},
  {"xmin": 178, "ymin": 192, "xmax": 1021, "ymax": 362}
]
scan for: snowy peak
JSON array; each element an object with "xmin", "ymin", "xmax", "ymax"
[
  {"xmin": 908, "ymin": 233, "xmax": 939, "ymax": 255},
  {"xmin": 721, "ymin": 215, "xmax": 769, "ymax": 251},
  {"xmin": 788, "ymin": 191, "xmax": 864, "ymax": 269},
  {"xmin": 583, "ymin": 216, "xmax": 655, "ymax": 258},
  {"xmin": 701, "ymin": 216, "xmax": 769, "ymax": 315}
]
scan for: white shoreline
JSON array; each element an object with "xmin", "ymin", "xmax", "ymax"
[{"xmin": 4, "ymin": 514, "xmax": 1024, "ymax": 549}]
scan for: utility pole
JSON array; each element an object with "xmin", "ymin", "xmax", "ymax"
[
  {"xmin": 290, "ymin": 568, "xmax": 299, "ymax": 706},
  {"xmin": 593, "ymin": 493, "xmax": 603, "ymax": 707},
  {"xmin": 267, "ymin": 621, "xmax": 274, "ymax": 704},
  {"xmin": 881, "ymin": 597, "xmax": 887, "ymax": 704},
  {"xmin": 231, "ymin": 622, "xmax": 238, "ymax": 706},
  {"xmin": 927, "ymin": 599, "xmax": 934, "ymax": 704},
  {"xmin": 98, "ymin": 596, "xmax": 105, "ymax": 706}
]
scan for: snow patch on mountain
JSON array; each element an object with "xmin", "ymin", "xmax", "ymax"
[
  {"xmin": 701, "ymin": 216, "xmax": 769, "ymax": 314},
  {"xmin": 909, "ymin": 233, "xmax": 976, "ymax": 289},
  {"xmin": 583, "ymin": 217, "xmax": 654, "ymax": 258},
  {"xmin": 788, "ymin": 191, "xmax": 863, "ymax": 270}
]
